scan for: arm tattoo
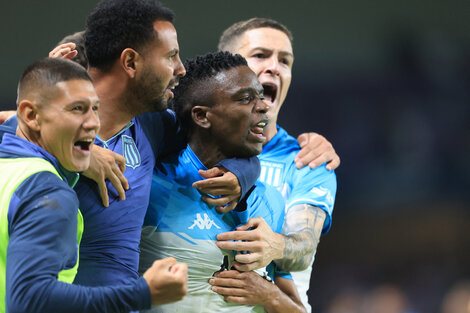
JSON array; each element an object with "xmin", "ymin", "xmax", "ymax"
[{"xmin": 274, "ymin": 204, "xmax": 326, "ymax": 272}]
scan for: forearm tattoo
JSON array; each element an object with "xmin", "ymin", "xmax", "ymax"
[{"xmin": 274, "ymin": 204, "xmax": 326, "ymax": 272}]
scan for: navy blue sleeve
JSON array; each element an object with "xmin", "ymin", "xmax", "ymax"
[
  {"xmin": 136, "ymin": 110, "xmax": 186, "ymax": 160},
  {"xmin": 0, "ymin": 115, "xmax": 17, "ymax": 143},
  {"xmin": 6, "ymin": 172, "xmax": 151, "ymax": 313},
  {"xmin": 137, "ymin": 110, "xmax": 260, "ymax": 200},
  {"xmin": 217, "ymin": 156, "xmax": 261, "ymax": 200}
]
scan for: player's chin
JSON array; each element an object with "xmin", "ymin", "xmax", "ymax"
[{"xmin": 241, "ymin": 142, "xmax": 263, "ymax": 157}]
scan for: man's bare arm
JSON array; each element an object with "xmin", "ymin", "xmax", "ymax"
[
  {"xmin": 215, "ymin": 206, "xmax": 326, "ymax": 272},
  {"xmin": 209, "ymin": 271, "xmax": 306, "ymax": 313},
  {"xmin": 275, "ymin": 204, "xmax": 326, "ymax": 271}
]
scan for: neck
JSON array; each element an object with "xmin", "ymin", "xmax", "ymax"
[
  {"xmin": 89, "ymin": 67, "xmax": 134, "ymax": 140},
  {"xmin": 263, "ymin": 119, "xmax": 278, "ymax": 145},
  {"xmin": 188, "ymin": 134, "xmax": 226, "ymax": 169},
  {"xmin": 16, "ymin": 123, "xmax": 39, "ymax": 147}
]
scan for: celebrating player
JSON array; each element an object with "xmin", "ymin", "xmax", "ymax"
[
  {"xmin": 0, "ymin": 58, "xmax": 187, "ymax": 313},
  {"xmin": 139, "ymin": 51, "xmax": 306, "ymax": 313},
  {"xmin": 214, "ymin": 18, "xmax": 337, "ymax": 312}
]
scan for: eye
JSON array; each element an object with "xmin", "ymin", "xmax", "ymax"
[
  {"xmin": 253, "ymin": 53, "xmax": 266, "ymax": 59},
  {"xmin": 72, "ymin": 105, "xmax": 83, "ymax": 111},
  {"xmin": 280, "ymin": 58, "xmax": 290, "ymax": 65},
  {"xmin": 92, "ymin": 105, "xmax": 99, "ymax": 111},
  {"xmin": 240, "ymin": 95, "xmax": 255, "ymax": 103}
]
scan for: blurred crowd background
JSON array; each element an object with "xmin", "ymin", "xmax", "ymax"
[{"xmin": 1, "ymin": 0, "xmax": 469, "ymax": 312}]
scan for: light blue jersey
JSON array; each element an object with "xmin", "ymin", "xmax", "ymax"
[
  {"xmin": 139, "ymin": 145, "xmax": 288, "ymax": 313},
  {"xmin": 258, "ymin": 126, "xmax": 337, "ymax": 312}
]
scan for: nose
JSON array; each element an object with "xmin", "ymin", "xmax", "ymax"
[
  {"xmin": 174, "ymin": 54, "xmax": 186, "ymax": 78},
  {"xmin": 254, "ymin": 97, "xmax": 269, "ymax": 114},
  {"xmin": 265, "ymin": 56, "xmax": 279, "ymax": 76},
  {"xmin": 83, "ymin": 107, "xmax": 100, "ymax": 133}
]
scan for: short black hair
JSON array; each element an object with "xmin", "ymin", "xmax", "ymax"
[
  {"xmin": 17, "ymin": 58, "xmax": 92, "ymax": 104},
  {"xmin": 85, "ymin": 0, "xmax": 175, "ymax": 71},
  {"xmin": 172, "ymin": 51, "xmax": 247, "ymax": 137},
  {"xmin": 57, "ymin": 31, "xmax": 88, "ymax": 69},
  {"xmin": 218, "ymin": 17, "xmax": 293, "ymax": 52}
]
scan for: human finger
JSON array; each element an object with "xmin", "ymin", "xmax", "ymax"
[
  {"xmin": 215, "ymin": 201, "xmax": 237, "ymax": 214},
  {"xmin": 48, "ymin": 43, "xmax": 76, "ymax": 57},
  {"xmin": 215, "ymin": 240, "xmax": 259, "ymax": 252},
  {"xmin": 198, "ymin": 167, "xmax": 225, "ymax": 178},
  {"xmin": 110, "ymin": 164, "xmax": 126, "ymax": 201},
  {"xmin": 211, "ymin": 286, "xmax": 247, "ymax": 297},
  {"xmin": 216, "ymin": 229, "xmax": 260, "ymax": 241},
  {"xmin": 326, "ymin": 154, "xmax": 341, "ymax": 171},
  {"xmin": 97, "ymin": 178, "xmax": 110, "ymax": 207}
]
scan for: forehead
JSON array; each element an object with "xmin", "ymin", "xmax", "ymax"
[
  {"xmin": 148, "ymin": 20, "xmax": 179, "ymax": 52},
  {"xmin": 46, "ymin": 79, "xmax": 98, "ymax": 105},
  {"xmin": 237, "ymin": 27, "xmax": 293, "ymax": 54},
  {"xmin": 213, "ymin": 66, "xmax": 262, "ymax": 94}
]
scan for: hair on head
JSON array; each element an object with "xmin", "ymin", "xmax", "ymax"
[
  {"xmin": 85, "ymin": 0, "xmax": 175, "ymax": 71},
  {"xmin": 17, "ymin": 58, "xmax": 92, "ymax": 104},
  {"xmin": 172, "ymin": 51, "xmax": 247, "ymax": 136},
  {"xmin": 218, "ymin": 17, "xmax": 293, "ymax": 52},
  {"xmin": 57, "ymin": 31, "xmax": 88, "ymax": 69}
]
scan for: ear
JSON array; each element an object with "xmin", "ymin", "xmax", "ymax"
[
  {"xmin": 191, "ymin": 106, "xmax": 211, "ymax": 129},
  {"xmin": 120, "ymin": 48, "xmax": 142, "ymax": 79},
  {"xmin": 17, "ymin": 100, "xmax": 40, "ymax": 131}
]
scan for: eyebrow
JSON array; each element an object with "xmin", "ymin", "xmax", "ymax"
[
  {"xmin": 249, "ymin": 47, "xmax": 294, "ymax": 59},
  {"xmin": 232, "ymin": 86, "xmax": 264, "ymax": 97}
]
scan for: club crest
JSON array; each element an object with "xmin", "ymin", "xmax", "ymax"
[{"xmin": 122, "ymin": 135, "xmax": 141, "ymax": 169}]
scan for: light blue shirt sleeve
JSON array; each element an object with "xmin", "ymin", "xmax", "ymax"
[{"xmin": 286, "ymin": 164, "xmax": 337, "ymax": 234}]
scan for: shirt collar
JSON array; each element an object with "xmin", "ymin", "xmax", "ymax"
[{"xmin": 0, "ymin": 133, "xmax": 79, "ymax": 187}]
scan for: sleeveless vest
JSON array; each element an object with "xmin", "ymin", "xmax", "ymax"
[{"xmin": 0, "ymin": 157, "xmax": 83, "ymax": 312}]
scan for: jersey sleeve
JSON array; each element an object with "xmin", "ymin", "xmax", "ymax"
[
  {"xmin": 266, "ymin": 262, "xmax": 292, "ymax": 280},
  {"xmin": 6, "ymin": 172, "xmax": 151, "ymax": 313},
  {"xmin": 246, "ymin": 183, "xmax": 285, "ymax": 234},
  {"xmin": 286, "ymin": 164, "xmax": 337, "ymax": 234},
  {"xmin": 136, "ymin": 110, "xmax": 186, "ymax": 160},
  {"xmin": 217, "ymin": 156, "xmax": 261, "ymax": 201}
]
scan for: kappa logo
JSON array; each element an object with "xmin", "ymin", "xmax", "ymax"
[
  {"xmin": 188, "ymin": 213, "xmax": 221, "ymax": 230},
  {"xmin": 122, "ymin": 135, "xmax": 141, "ymax": 169}
]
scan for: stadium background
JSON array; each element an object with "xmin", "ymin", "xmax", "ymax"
[{"xmin": 0, "ymin": 0, "xmax": 469, "ymax": 312}]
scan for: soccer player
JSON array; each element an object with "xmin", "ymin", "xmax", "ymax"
[
  {"xmin": 213, "ymin": 18, "xmax": 337, "ymax": 312},
  {"xmin": 0, "ymin": 0, "xmax": 258, "ymax": 290},
  {"xmin": 0, "ymin": 0, "xmax": 339, "ymax": 291},
  {"xmin": 139, "ymin": 51, "xmax": 306, "ymax": 313},
  {"xmin": 0, "ymin": 57, "xmax": 187, "ymax": 313}
]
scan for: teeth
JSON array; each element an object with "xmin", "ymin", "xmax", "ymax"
[
  {"xmin": 81, "ymin": 138, "xmax": 93, "ymax": 142},
  {"xmin": 257, "ymin": 122, "xmax": 266, "ymax": 127}
]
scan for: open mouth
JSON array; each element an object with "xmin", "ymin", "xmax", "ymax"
[
  {"xmin": 262, "ymin": 83, "xmax": 277, "ymax": 104},
  {"xmin": 74, "ymin": 138, "xmax": 93, "ymax": 152},
  {"xmin": 250, "ymin": 120, "xmax": 268, "ymax": 141}
]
